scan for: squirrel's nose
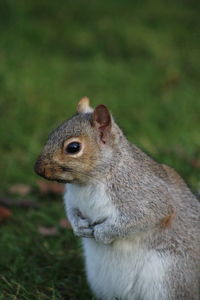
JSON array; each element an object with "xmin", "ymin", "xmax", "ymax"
[{"xmin": 34, "ymin": 159, "xmax": 46, "ymax": 177}]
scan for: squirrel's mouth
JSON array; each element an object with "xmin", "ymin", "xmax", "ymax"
[
  {"xmin": 34, "ymin": 158, "xmax": 46, "ymax": 178},
  {"xmin": 34, "ymin": 158, "xmax": 74, "ymax": 184}
]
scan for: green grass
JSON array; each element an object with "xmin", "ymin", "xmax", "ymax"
[
  {"xmin": 0, "ymin": 202, "xmax": 92, "ymax": 299},
  {"xmin": 0, "ymin": 0, "xmax": 200, "ymax": 298}
]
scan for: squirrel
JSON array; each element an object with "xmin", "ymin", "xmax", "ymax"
[{"xmin": 35, "ymin": 97, "xmax": 200, "ymax": 300}]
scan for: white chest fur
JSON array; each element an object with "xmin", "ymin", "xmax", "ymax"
[
  {"xmin": 64, "ymin": 182, "xmax": 117, "ymax": 224},
  {"xmin": 64, "ymin": 183, "xmax": 169, "ymax": 300}
]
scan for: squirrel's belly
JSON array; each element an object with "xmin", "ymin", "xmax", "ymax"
[{"xmin": 83, "ymin": 238, "xmax": 169, "ymax": 300}]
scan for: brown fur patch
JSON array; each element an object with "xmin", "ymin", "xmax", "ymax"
[
  {"xmin": 161, "ymin": 212, "xmax": 176, "ymax": 228},
  {"xmin": 51, "ymin": 134, "xmax": 99, "ymax": 183}
]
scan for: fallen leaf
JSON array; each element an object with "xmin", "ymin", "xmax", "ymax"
[
  {"xmin": 37, "ymin": 180, "xmax": 65, "ymax": 195},
  {"xmin": 9, "ymin": 184, "xmax": 32, "ymax": 196},
  {"xmin": 0, "ymin": 206, "xmax": 12, "ymax": 221},
  {"xmin": 59, "ymin": 218, "xmax": 72, "ymax": 229},
  {"xmin": 0, "ymin": 197, "xmax": 39, "ymax": 209},
  {"xmin": 38, "ymin": 226, "xmax": 59, "ymax": 236},
  {"xmin": 190, "ymin": 159, "xmax": 200, "ymax": 169}
]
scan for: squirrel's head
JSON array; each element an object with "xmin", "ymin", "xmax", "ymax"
[{"xmin": 34, "ymin": 97, "xmax": 120, "ymax": 184}]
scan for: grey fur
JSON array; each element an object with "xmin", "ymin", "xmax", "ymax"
[{"xmin": 35, "ymin": 106, "xmax": 200, "ymax": 300}]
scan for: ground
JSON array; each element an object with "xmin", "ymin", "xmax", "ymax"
[{"xmin": 0, "ymin": 0, "xmax": 200, "ymax": 299}]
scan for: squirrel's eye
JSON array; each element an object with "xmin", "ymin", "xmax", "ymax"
[{"xmin": 65, "ymin": 142, "xmax": 81, "ymax": 154}]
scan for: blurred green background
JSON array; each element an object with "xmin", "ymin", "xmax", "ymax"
[{"xmin": 0, "ymin": 0, "xmax": 200, "ymax": 299}]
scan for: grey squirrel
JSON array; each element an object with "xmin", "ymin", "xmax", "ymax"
[{"xmin": 35, "ymin": 97, "xmax": 200, "ymax": 300}]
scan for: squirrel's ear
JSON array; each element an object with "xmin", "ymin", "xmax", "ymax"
[
  {"xmin": 77, "ymin": 97, "xmax": 94, "ymax": 114},
  {"xmin": 92, "ymin": 105, "xmax": 111, "ymax": 144}
]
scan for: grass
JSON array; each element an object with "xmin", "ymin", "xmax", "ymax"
[
  {"xmin": 0, "ymin": 201, "xmax": 92, "ymax": 299},
  {"xmin": 0, "ymin": 0, "xmax": 200, "ymax": 298}
]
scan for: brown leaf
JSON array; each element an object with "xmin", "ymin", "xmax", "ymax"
[
  {"xmin": 38, "ymin": 226, "xmax": 59, "ymax": 236},
  {"xmin": 59, "ymin": 218, "xmax": 72, "ymax": 229},
  {"xmin": 0, "ymin": 206, "xmax": 12, "ymax": 221},
  {"xmin": 9, "ymin": 184, "xmax": 32, "ymax": 196},
  {"xmin": 190, "ymin": 159, "xmax": 200, "ymax": 169},
  {"xmin": 0, "ymin": 197, "xmax": 39, "ymax": 209},
  {"xmin": 37, "ymin": 180, "xmax": 65, "ymax": 195}
]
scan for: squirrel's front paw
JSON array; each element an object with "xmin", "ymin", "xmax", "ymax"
[
  {"xmin": 73, "ymin": 218, "xmax": 94, "ymax": 238},
  {"xmin": 94, "ymin": 224, "xmax": 114, "ymax": 244}
]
